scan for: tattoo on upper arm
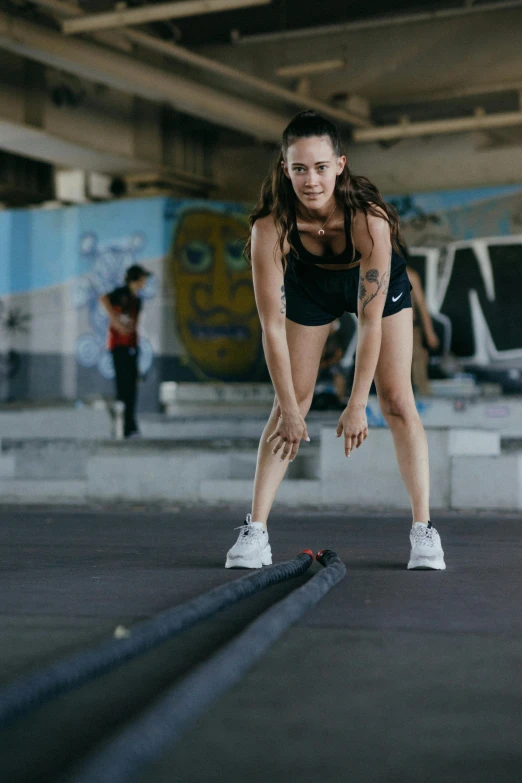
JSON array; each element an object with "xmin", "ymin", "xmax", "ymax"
[
  {"xmin": 358, "ymin": 272, "xmax": 379, "ymax": 313},
  {"xmin": 358, "ymin": 251, "xmax": 392, "ymax": 314},
  {"xmin": 280, "ymin": 284, "xmax": 286, "ymax": 315},
  {"xmin": 358, "ymin": 279, "xmax": 367, "ymax": 301},
  {"xmin": 381, "ymin": 267, "xmax": 391, "ymax": 297}
]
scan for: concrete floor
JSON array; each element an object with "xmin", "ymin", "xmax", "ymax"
[{"xmin": 0, "ymin": 505, "xmax": 520, "ymax": 783}]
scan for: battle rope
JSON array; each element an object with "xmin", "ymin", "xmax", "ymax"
[
  {"xmin": 65, "ymin": 550, "xmax": 345, "ymax": 783},
  {"xmin": 0, "ymin": 550, "xmax": 315, "ymax": 725}
]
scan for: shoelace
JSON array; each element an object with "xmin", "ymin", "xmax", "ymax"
[
  {"xmin": 233, "ymin": 523, "xmax": 264, "ymax": 547},
  {"xmin": 234, "ymin": 523, "xmax": 264, "ymax": 536},
  {"xmin": 411, "ymin": 525, "xmax": 438, "ymax": 547}
]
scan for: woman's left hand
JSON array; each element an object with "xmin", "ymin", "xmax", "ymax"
[{"xmin": 336, "ymin": 402, "xmax": 368, "ymax": 457}]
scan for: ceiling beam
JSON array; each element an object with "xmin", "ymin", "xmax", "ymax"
[
  {"xmin": 31, "ymin": 0, "xmax": 372, "ymax": 128},
  {"xmin": 121, "ymin": 30, "xmax": 372, "ymax": 128},
  {"xmin": 376, "ymin": 81, "xmax": 522, "ymax": 105},
  {"xmin": 353, "ymin": 110, "xmax": 522, "ymax": 144},
  {"xmin": 62, "ymin": 0, "xmax": 271, "ymax": 36},
  {"xmin": 0, "ymin": 12, "xmax": 287, "ymax": 143},
  {"xmin": 276, "ymin": 59, "xmax": 345, "ymax": 78},
  {"xmin": 236, "ymin": 0, "xmax": 522, "ymax": 44},
  {"xmin": 28, "ymin": 0, "xmax": 132, "ymax": 50}
]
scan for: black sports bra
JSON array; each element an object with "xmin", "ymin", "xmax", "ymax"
[{"xmin": 288, "ymin": 210, "xmax": 361, "ymax": 267}]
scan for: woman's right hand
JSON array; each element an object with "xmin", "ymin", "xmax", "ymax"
[{"xmin": 267, "ymin": 407, "xmax": 310, "ymax": 463}]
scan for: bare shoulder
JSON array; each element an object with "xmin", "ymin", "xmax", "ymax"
[
  {"xmin": 353, "ymin": 206, "xmax": 390, "ymax": 237},
  {"xmin": 352, "ymin": 206, "xmax": 391, "ymax": 257},
  {"xmin": 251, "ymin": 214, "xmax": 288, "ymax": 265},
  {"xmin": 252, "ymin": 214, "xmax": 278, "ymax": 243}
]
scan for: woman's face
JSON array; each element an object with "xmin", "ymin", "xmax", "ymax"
[{"xmin": 283, "ymin": 136, "xmax": 346, "ymax": 208}]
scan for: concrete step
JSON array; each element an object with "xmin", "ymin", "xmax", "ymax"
[
  {"xmin": 1, "ymin": 442, "xmax": 92, "ymax": 480},
  {"xmin": 0, "ymin": 479, "xmax": 87, "ymax": 503},
  {"xmin": 141, "ymin": 418, "xmax": 271, "ymax": 440},
  {"xmin": 140, "ymin": 412, "xmax": 336, "ymax": 441},
  {"xmin": 87, "ymin": 451, "xmax": 232, "ymax": 501},
  {"xmin": 0, "ymin": 456, "xmax": 15, "ymax": 479},
  {"xmin": 1, "ymin": 439, "xmax": 320, "ymax": 482},
  {"xmin": 200, "ymin": 479, "xmax": 321, "ymax": 506},
  {"xmin": 0, "ymin": 408, "xmax": 112, "ymax": 439},
  {"xmin": 0, "ymin": 423, "xmax": 518, "ymax": 510},
  {"xmin": 160, "ymin": 382, "xmax": 273, "ymax": 406},
  {"xmin": 451, "ymin": 453, "xmax": 522, "ymax": 510},
  {"xmin": 320, "ymin": 427, "xmax": 501, "ymax": 509},
  {"xmin": 5, "ymin": 395, "xmax": 522, "ymax": 440}
]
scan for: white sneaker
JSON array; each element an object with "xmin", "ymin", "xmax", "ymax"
[
  {"xmin": 225, "ymin": 514, "xmax": 272, "ymax": 569},
  {"xmin": 407, "ymin": 522, "xmax": 446, "ymax": 570}
]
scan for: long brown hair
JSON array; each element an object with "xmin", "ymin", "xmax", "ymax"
[{"xmin": 244, "ymin": 110, "xmax": 403, "ymax": 270}]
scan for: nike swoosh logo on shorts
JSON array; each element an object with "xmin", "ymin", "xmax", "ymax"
[{"xmin": 391, "ymin": 292, "xmax": 403, "ymax": 303}]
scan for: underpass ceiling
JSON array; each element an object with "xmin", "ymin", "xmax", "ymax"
[
  {"xmin": 2, "ymin": 0, "xmax": 522, "ymax": 149},
  {"xmin": 196, "ymin": 3, "xmax": 522, "ymax": 125},
  {"xmin": 73, "ymin": 0, "xmax": 517, "ymax": 47},
  {"xmin": 80, "ymin": 0, "xmax": 522, "ymax": 131}
]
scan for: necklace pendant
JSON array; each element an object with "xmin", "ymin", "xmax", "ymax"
[{"xmin": 318, "ymin": 229, "xmax": 325, "ymax": 236}]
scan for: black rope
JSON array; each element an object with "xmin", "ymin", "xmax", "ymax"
[
  {"xmin": 0, "ymin": 551, "xmax": 314, "ymax": 725},
  {"xmin": 65, "ymin": 550, "xmax": 346, "ymax": 783}
]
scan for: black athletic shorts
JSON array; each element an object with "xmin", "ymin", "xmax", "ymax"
[{"xmin": 284, "ymin": 256, "xmax": 412, "ymax": 327}]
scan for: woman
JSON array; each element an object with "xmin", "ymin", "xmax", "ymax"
[{"xmin": 225, "ymin": 111, "xmax": 446, "ymax": 571}]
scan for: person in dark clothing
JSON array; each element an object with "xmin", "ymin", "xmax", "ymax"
[
  {"xmin": 406, "ymin": 265, "xmax": 440, "ymax": 395},
  {"xmin": 314, "ymin": 318, "xmax": 347, "ymax": 409},
  {"xmin": 100, "ymin": 264, "xmax": 151, "ymax": 438},
  {"xmin": 318, "ymin": 319, "xmax": 346, "ymax": 401}
]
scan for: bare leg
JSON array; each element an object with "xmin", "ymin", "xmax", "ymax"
[
  {"xmin": 333, "ymin": 370, "xmax": 346, "ymax": 402},
  {"xmin": 251, "ymin": 405, "xmax": 295, "ymax": 526},
  {"xmin": 251, "ymin": 319, "xmax": 332, "ymax": 526},
  {"xmin": 374, "ymin": 308, "xmax": 430, "ymax": 524},
  {"xmin": 411, "ymin": 324, "xmax": 431, "ymax": 395}
]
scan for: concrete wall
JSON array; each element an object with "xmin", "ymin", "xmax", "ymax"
[
  {"xmin": 0, "ymin": 51, "xmax": 212, "ymax": 187},
  {"xmin": 214, "ymin": 134, "xmax": 522, "ymax": 204},
  {"xmin": 1, "ymin": 423, "xmax": 520, "ymax": 510},
  {"xmin": 0, "ymin": 196, "xmax": 270, "ymax": 406},
  {"xmin": 2, "ymin": 184, "xmax": 522, "ymax": 407}
]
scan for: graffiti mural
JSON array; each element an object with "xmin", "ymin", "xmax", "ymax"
[
  {"xmin": 73, "ymin": 232, "xmax": 157, "ymax": 380},
  {"xmin": 334, "ymin": 185, "xmax": 522, "ymax": 393},
  {"xmin": 1, "ymin": 189, "xmax": 522, "ymax": 405},
  {"xmin": 408, "ymin": 238, "xmax": 522, "ymax": 386},
  {"xmin": 167, "ymin": 205, "xmax": 263, "ymax": 380},
  {"xmin": 0, "ymin": 299, "xmax": 30, "ymax": 381},
  {"xmin": 389, "ymin": 185, "xmax": 522, "ymax": 248},
  {"xmin": 388, "ymin": 194, "xmax": 451, "ymax": 247}
]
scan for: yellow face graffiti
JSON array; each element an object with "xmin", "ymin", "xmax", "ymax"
[{"xmin": 170, "ymin": 209, "xmax": 261, "ymax": 377}]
